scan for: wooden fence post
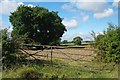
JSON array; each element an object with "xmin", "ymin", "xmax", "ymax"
[
  {"xmin": 47, "ymin": 54, "xmax": 48, "ymax": 60},
  {"xmin": 51, "ymin": 46, "xmax": 53, "ymax": 65}
]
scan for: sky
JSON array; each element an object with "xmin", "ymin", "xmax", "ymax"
[{"xmin": 0, "ymin": 0, "xmax": 119, "ymax": 41}]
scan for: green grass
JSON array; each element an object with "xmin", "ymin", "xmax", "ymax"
[
  {"xmin": 60, "ymin": 43, "xmax": 74, "ymax": 46},
  {"xmin": 60, "ymin": 42, "xmax": 93, "ymax": 46},
  {"xmin": 2, "ymin": 58, "xmax": 118, "ymax": 78}
]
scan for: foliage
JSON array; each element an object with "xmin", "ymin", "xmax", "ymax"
[
  {"xmin": 62, "ymin": 40, "xmax": 68, "ymax": 44},
  {"xmin": 1, "ymin": 29, "xmax": 17, "ymax": 68},
  {"xmin": 1, "ymin": 28, "xmax": 25, "ymax": 68},
  {"xmin": 93, "ymin": 23, "xmax": 120, "ymax": 63},
  {"xmin": 49, "ymin": 38, "xmax": 61, "ymax": 46},
  {"xmin": 73, "ymin": 36, "xmax": 83, "ymax": 45},
  {"xmin": 2, "ymin": 59, "xmax": 118, "ymax": 78},
  {"xmin": 9, "ymin": 5, "xmax": 66, "ymax": 45},
  {"xmin": 19, "ymin": 68, "xmax": 44, "ymax": 78}
]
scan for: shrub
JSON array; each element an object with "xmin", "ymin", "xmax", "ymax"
[
  {"xmin": 1, "ymin": 28, "xmax": 25, "ymax": 68},
  {"xmin": 19, "ymin": 69, "xmax": 44, "ymax": 79},
  {"xmin": 94, "ymin": 23, "xmax": 120, "ymax": 63},
  {"xmin": 1, "ymin": 29, "xmax": 17, "ymax": 68}
]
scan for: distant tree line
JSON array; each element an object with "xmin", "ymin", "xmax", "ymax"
[{"xmin": 61, "ymin": 36, "xmax": 83, "ymax": 45}]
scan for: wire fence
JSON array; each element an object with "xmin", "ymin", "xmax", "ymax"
[
  {"xmin": 19, "ymin": 45, "xmax": 117, "ymax": 74},
  {"xmin": 20, "ymin": 45, "xmax": 95, "ymax": 63}
]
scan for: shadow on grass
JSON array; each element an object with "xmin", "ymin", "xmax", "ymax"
[
  {"xmin": 3, "ymin": 56, "xmax": 68, "ymax": 71},
  {"xmin": 2, "ymin": 57, "xmax": 118, "ymax": 79}
]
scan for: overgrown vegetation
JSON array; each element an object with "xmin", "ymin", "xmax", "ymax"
[
  {"xmin": 92, "ymin": 23, "xmax": 120, "ymax": 63},
  {"xmin": 1, "ymin": 24, "xmax": 119, "ymax": 78},
  {"xmin": 1, "ymin": 29, "xmax": 17, "ymax": 68},
  {"xmin": 1, "ymin": 28, "xmax": 26, "ymax": 69},
  {"xmin": 1, "ymin": 4, "xmax": 119, "ymax": 79},
  {"xmin": 2, "ymin": 59, "xmax": 118, "ymax": 78}
]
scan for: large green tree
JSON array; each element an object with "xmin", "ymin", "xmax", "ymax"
[{"xmin": 9, "ymin": 5, "xmax": 66, "ymax": 45}]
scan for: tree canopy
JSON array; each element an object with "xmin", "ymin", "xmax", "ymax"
[
  {"xmin": 9, "ymin": 5, "xmax": 66, "ymax": 45},
  {"xmin": 73, "ymin": 36, "xmax": 83, "ymax": 45}
]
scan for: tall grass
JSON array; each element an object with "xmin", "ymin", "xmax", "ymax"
[{"xmin": 2, "ymin": 59, "xmax": 118, "ymax": 78}]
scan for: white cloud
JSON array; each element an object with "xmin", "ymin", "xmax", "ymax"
[
  {"xmin": 62, "ymin": 0, "xmax": 115, "ymax": 19},
  {"xmin": 61, "ymin": 32, "xmax": 94, "ymax": 41},
  {"xmin": 69, "ymin": 0, "xmax": 107, "ymax": 2},
  {"xmin": 0, "ymin": 0, "xmax": 18, "ymax": 15},
  {"xmin": 73, "ymin": 0, "xmax": 107, "ymax": 12},
  {"xmin": 62, "ymin": 0, "xmax": 107, "ymax": 13},
  {"xmin": 0, "ymin": 19, "xmax": 13, "ymax": 32},
  {"xmin": 95, "ymin": 32, "xmax": 104, "ymax": 36},
  {"xmin": 28, "ymin": 4, "xmax": 35, "ymax": 7},
  {"xmin": 18, "ymin": 2, "xmax": 24, "ymax": 6},
  {"xmin": 62, "ymin": 19, "xmax": 78, "ymax": 29},
  {"xmin": 62, "ymin": 3, "xmax": 77, "ymax": 12},
  {"xmin": 80, "ymin": 13, "xmax": 89, "ymax": 22},
  {"xmin": 112, "ymin": 0, "xmax": 120, "ymax": 7},
  {"xmin": 0, "ymin": 0, "xmax": 35, "ymax": 15},
  {"xmin": 78, "ymin": 33, "xmax": 94, "ymax": 41},
  {"xmin": 83, "ymin": 15, "xmax": 89, "ymax": 22},
  {"xmin": 8, "ymin": 26, "xmax": 13, "ymax": 32},
  {"xmin": 62, "ymin": 31, "xmax": 105, "ymax": 41},
  {"xmin": 0, "ymin": 20, "xmax": 7, "ymax": 30},
  {"xmin": 94, "ymin": 8, "xmax": 113, "ymax": 19},
  {"xmin": 76, "ymin": 2, "xmax": 106, "ymax": 12},
  {"xmin": 18, "ymin": 2, "xmax": 35, "ymax": 8},
  {"xmin": 98, "ymin": 32, "xmax": 104, "ymax": 35}
]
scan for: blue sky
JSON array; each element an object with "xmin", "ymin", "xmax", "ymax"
[{"xmin": 0, "ymin": 0, "xmax": 119, "ymax": 41}]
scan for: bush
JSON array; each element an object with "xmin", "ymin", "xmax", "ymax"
[
  {"xmin": 1, "ymin": 29, "xmax": 24, "ymax": 68},
  {"xmin": 19, "ymin": 69, "xmax": 44, "ymax": 79},
  {"xmin": 94, "ymin": 23, "xmax": 120, "ymax": 63},
  {"xmin": 1, "ymin": 29, "xmax": 16, "ymax": 68}
]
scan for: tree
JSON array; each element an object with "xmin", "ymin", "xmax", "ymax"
[
  {"xmin": 73, "ymin": 36, "xmax": 83, "ymax": 45},
  {"xmin": 9, "ymin": 5, "xmax": 66, "ymax": 45},
  {"xmin": 62, "ymin": 40, "xmax": 68, "ymax": 44},
  {"xmin": 49, "ymin": 38, "xmax": 61, "ymax": 46}
]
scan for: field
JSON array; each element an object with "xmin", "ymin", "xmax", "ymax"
[{"xmin": 2, "ymin": 46, "xmax": 118, "ymax": 78}]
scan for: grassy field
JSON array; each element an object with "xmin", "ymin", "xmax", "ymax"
[
  {"xmin": 2, "ymin": 59, "xmax": 118, "ymax": 78},
  {"xmin": 2, "ymin": 48, "xmax": 119, "ymax": 78},
  {"xmin": 60, "ymin": 41, "xmax": 92, "ymax": 46},
  {"xmin": 60, "ymin": 43, "xmax": 74, "ymax": 46}
]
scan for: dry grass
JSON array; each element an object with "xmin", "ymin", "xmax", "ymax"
[
  {"xmin": 3, "ymin": 47, "xmax": 118, "ymax": 78},
  {"xmin": 22, "ymin": 48, "xmax": 96, "ymax": 62}
]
